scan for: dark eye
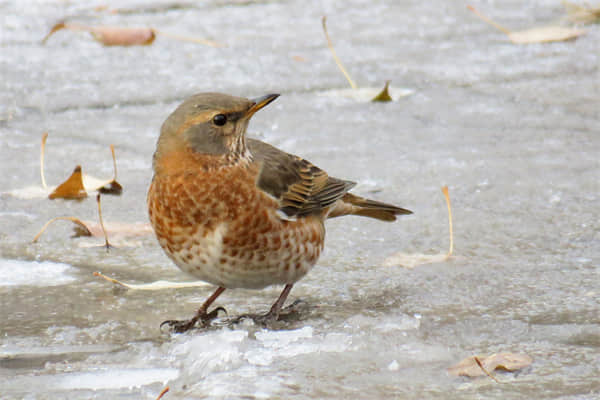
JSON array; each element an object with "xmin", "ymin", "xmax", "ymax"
[{"xmin": 213, "ymin": 114, "xmax": 227, "ymax": 126}]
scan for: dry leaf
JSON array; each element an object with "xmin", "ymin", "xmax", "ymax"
[
  {"xmin": 90, "ymin": 26, "xmax": 156, "ymax": 46},
  {"xmin": 33, "ymin": 194, "xmax": 152, "ymax": 246},
  {"xmin": 33, "ymin": 218, "xmax": 152, "ymax": 243},
  {"xmin": 383, "ymin": 186, "xmax": 453, "ymax": 268},
  {"xmin": 42, "ymin": 22, "xmax": 223, "ymax": 47},
  {"xmin": 42, "ymin": 22, "xmax": 155, "ymax": 46},
  {"xmin": 468, "ymin": 5, "xmax": 586, "ymax": 44},
  {"xmin": 41, "ymin": 134, "xmax": 122, "ymax": 199},
  {"xmin": 94, "ymin": 271, "xmax": 211, "ymax": 290},
  {"xmin": 371, "ymin": 81, "xmax": 393, "ymax": 102},
  {"xmin": 562, "ymin": 1, "xmax": 600, "ymax": 24},
  {"xmin": 448, "ymin": 353, "xmax": 533, "ymax": 377},
  {"xmin": 48, "ymin": 165, "xmax": 87, "ymax": 200},
  {"xmin": 32, "ymin": 217, "xmax": 93, "ymax": 242}
]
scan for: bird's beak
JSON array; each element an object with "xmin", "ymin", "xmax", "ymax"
[{"xmin": 247, "ymin": 94, "xmax": 279, "ymax": 117}]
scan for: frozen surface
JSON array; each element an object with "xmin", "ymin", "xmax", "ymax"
[
  {"xmin": 0, "ymin": 259, "xmax": 77, "ymax": 286},
  {"xmin": 1, "ymin": 0, "xmax": 599, "ymax": 399}
]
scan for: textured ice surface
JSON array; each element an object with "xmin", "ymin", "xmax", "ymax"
[
  {"xmin": 1, "ymin": 0, "xmax": 598, "ymax": 399},
  {"xmin": 0, "ymin": 260, "xmax": 76, "ymax": 287}
]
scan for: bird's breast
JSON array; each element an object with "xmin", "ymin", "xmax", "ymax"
[{"xmin": 147, "ymin": 154, "xmax": 325, "ymax": 288}]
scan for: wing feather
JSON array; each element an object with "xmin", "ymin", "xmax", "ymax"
[{"xmin": 248, "ymin": 138, "xmax": 355, "ymax": 218}]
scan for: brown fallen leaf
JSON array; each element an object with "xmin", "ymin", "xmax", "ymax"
[
  {"xmin": 33, "ymin": 218, "xmax": 152, "ymax": 243},
  {"xmin": 32, "ymin": 216, "xmax": 93, "ymax": 242},
  {"xmin": 562, "ymin": 1, "xmax": 600, "ymax": 24},
  {"xmin": 42, "ymin": 22, "xmax": 155, "ymax": 46},
  {"xmin": 468, "ymin": 5, "xmax": 586, "ymax": 44},
  {"xmin": 448, "ymin": 353, "xmax": 533, "ymax": 378},
  {"xmin": 383, "ymin": 186, "xmax": 453, "ymax": 268},
  {"xmin": 48, "ymin": 165, "xmax": 87, "ymax": 200},
  {"xmin": 33, "ymin": 194, "xmax": 152, "ymax": 246},
  {"xmin": 42, "ymin": 22, "xmax": 223, "ymax": 47},
  {"xmin": 371, "ymin": 81, "xmax": 393, "ymax": 102},
  {"xmin": 41, "ymin": 133, "xmax": 122, "ymax": 199}
]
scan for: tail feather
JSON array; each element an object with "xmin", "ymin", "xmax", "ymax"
[{"xmin": 327, "ymin": 192, "xmax": 412, "ymax": 221}]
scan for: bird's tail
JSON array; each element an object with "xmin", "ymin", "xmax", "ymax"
[{"xmin": 327, "ymin": 192, "xmax": 412, "ymax": 222}]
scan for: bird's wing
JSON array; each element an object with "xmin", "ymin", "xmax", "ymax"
[{"xmin": 248, "ymin": 138, "xmax": 355, "ymax": 218}]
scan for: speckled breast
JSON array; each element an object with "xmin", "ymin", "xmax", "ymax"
[{"xmin": 147, "ymin": 156, "xmax": 325, "ymax": 289}]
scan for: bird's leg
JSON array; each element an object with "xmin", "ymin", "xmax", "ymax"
[
  {"xmin": 231, "ymin": 284, "xmax": 295, "ymax": 326},
  {"xmin": 161, "ymin": 286, "xmax": 226, "ymax": 333},
  {"xmin": 263, "ymin": 283, "xmax": 294, "ymax": 321}
]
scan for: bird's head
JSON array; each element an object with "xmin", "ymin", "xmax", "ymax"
[{"xmin": 154, "ymin": 92, "xmax": 279, "ymax": 168}]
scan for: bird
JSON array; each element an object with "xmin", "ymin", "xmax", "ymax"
[{"xmin": 147, "ymin": 92, "xmax": 412, "ymax": 332}]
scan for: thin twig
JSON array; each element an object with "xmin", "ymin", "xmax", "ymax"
[
  {"xmin": 96, "ymin": 194, "xmax": 111, "ymax": 251},
  {"xmin": 155, "ymin": 386, "xmax": 170, "ymax": 400},
  {"xmin": 40, "ymin": 132, "xmax": 48, "ymax": 189},
  {"xmin": 321, "ymin": 16, "xmax": 357, "ymax": 89},
  {"xmin": 441, "ymin": 186, "xmax": 453, "ymax": 258},
  {"xmin": 154, "ymin": 30, "xmax": 223, "ymax": 47},
  {"xmin": 467, "ymin": 5, "xmax": 512, "ymax": 35},
  {"xmin": 110, "ymin": 144, "xmax": 118, "ymax": 181}
]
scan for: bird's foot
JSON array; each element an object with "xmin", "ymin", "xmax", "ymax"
[
  {"xmin": 160, "ymin": 306, "xmax": 226, "ymax": 333},
  {"xmin": 230, "ymin": 299, "xmax": 307, "ymax": 327}
]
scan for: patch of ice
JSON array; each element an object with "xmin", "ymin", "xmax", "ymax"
[
  {"xmin": 170, "ymin": 330, "xmax": 248, "ymax": 377},
  {"xmin": 55, "ymin": 368, "xmax": 178, "ymax": 389},
  {"xmin": 388, "ymin": 360, "xmax": 400, "ymax": 371},
  {"xmin": 0, "ymin": 210, "xmax": 37, "ymax": 220},
  {"xmin": 246, "ymin": 326, "xmax": 350, "ymax": 366},
  {"xmin": 0, "ymin": 259, "xmax": 77, "ymax": 287},
  {"xmin": 6, "ymin": 185, "xmax": 52, "ymax": 199}
]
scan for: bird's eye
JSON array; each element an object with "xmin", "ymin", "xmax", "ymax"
[{"xmin": 213, "ymin": 114, "xmax": 227, "ymax": 126}]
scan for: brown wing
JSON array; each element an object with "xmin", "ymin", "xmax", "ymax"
[{"xmin": 248, "ymin": 138, "xmax": 355, "ymax": 218}]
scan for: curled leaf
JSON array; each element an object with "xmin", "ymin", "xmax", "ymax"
[
  {"xmin": 448, "ymin": 353, "xmax": 533, "ymax": 378},
  {"xmin": 383, "ymin": 186, "xmax": 453, "ymax": 268},
  {"xmin": 32, "ymin": 216, "xmax": 93, "ymax": 242},
  {"xmin": 90, "ymin": 26, "xmax": 156, "ymax": 46},
  {"xmin": 33, "ymin": 192, "xmax": 152, "ymax": 246},
  {"xmin": 94, "ymin": 271, "xmax": 210, "ymax": 291},
  {"xmin": 48, "ymin": 165, "xmax": 87, "ymax": 200},
  {"xmin": 42, "ymin": 133, "xmax": 122, "ymax": 199},
  {"xmin": 468, "ymin": 5, "xmax": 586, "ymax": 44},
  {"xmin": 42, "ymin": 22, "xmax": 223, "ymax": 47}
]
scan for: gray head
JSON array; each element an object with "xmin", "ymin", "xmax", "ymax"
[{"xmin": 153, "ymin": 92, "xmax": 279, "ymax": 168}]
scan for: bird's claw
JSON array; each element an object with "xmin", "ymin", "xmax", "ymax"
[
  {"xmin": 230, "ymin": 299, "xmax": 307, "ymax": 326},
  {"xmin": 160, "ymin": 306, "xmax": 227, "ymax": 333}
]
